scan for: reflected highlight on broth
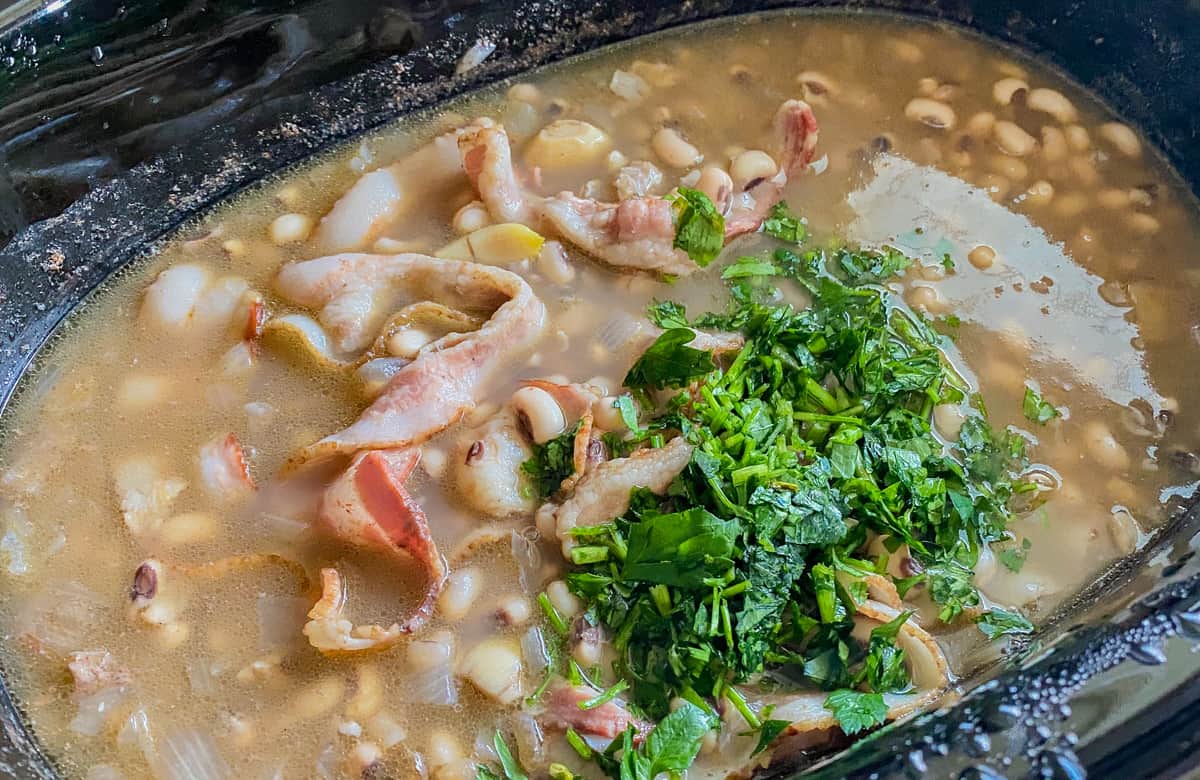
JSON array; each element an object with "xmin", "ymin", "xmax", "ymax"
[{"xmin": 1, "ymin": 11, "xmax": 1199, "ymax": 780}]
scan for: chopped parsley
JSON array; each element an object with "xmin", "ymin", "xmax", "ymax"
[
  {"xmin": 668, "ymin": 188, "xmax": 725, "ymax": 268},
  {"xmin": 976, "ymin": 606, "xmax": 1035, "ymax": 640},
  {"xmin": 823, "ymin": 689, "xmax": 888, "ymax": 735},
  {"xmin": 623, "ymin": 328, "xmax": 716, "ymax": 390},
  {"xmin": 521, "ymin": 421, "xmax": 582, "ymax": 498},
  {"xmin": 763, "ymin": 201, "xmax": 807, "ymax": 243},
  {"xmin": 593, "ymin": 702, "xmax": 713, "ymax": 780},
  {"xmin": 476, "ymin": 732, "xmax": 529, "ymax": 780},
  {"xmin": 1022, "ymin": 384, "xmax": 1061, "ymax": 424},
  {"xmin": 998, "ymin": 537, "xmax": 1032, "ymax": 573}
]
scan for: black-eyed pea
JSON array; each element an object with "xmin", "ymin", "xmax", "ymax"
[
  {"xmin": 290, "ymin": 676, "xmax": 346, "ymax": 722},
  {"xmin": 905, "ymin": 284, "xmax": 948, "ymax": 314},
  {"xmin": 1098, "ymin": 122, "xmax": 1141, "ymax": 158},
  {"xmin": 1040, "ymin": 126, "xmax": 1068, "ymax": 162},
  {"xmin": 421, "ymin": 446, "xmax": 448, "ymax": 480},
  {"xmin": 439, "ymin": 567, "xmax": 482, "ymax": 621},
  {"xmin": 1064, "ymin": 124, "xmax": 1091, "ymax": 152},
  {"xmin": 1024, "ymin": 180, "xmax": 1054, "ymax": 207},
  {"xmin": 346, "ymin": 664, "xmax": 384, "ymax": 721},
  {"xmin": 797, "ymin": 70, "xmax": 837, "ymax": 101},
  {"xmin": 160, "ymin": 512, "xmax": 218, "ymax": 546},
  {"xmin": 546, "ymin": 579, "xmax": 582, "ymax": 618},
  {"xmin": 1082, "ymin": 421, "xmax": 1131, "ymax": 471},
  {"xmin": 268, "ymin": 213, "xmax": 312, "ymax": 245},
  {"xmin": 511, "ymin": 386, "xmax": 567, "ymax": 444},
  {"xmin": 651, "ymin": 127, "xmax": 702, "ymax": 169},
  {"xmin": 221, "ymin": 238, "xmax": 247, "ymax": 258},
  {"xmin": 1026, "ymin": 88, "xmax": 1078, "ymax": 124},
  {"xmin": 993, "ymin": 121, "xmax": 1037, "ymax": 156},
  {"xmin": 408, "ymin": 630, "xmax": 455, "ymax": 672},
  {"xmin": 730, "ymin": 150, "xmax": 778, "ymax": 189},
  {"xmin": 992, "ymin": 77, "xmax": 1028, "ymax": 106},
  {"xmin": 933, "ymin": 82, "xmax": 958, "ymax": 102},
  {"xmin": 458, "ymin": 638, "xmax": 523, "ymax": 704},
  {"xmin": 609, "ymin": 69, "xmax": 650, "ymax": 102},
  {"xmin": 696, "ymin": 166, "xmax": 734, "ymax": 211},
  {"xmin": 593, "ymin": 395, "xmax": 629, "ymax": 432},
  {"xmin": 904, "ymin": 98, "xmax": 956, "ymax": 130},
  {"xmin": 428, "ymin": 730, "xmax": 468, "ymax": 774},
  {"xmin": 496, "ymin": 595, "xmax": 532, "ymax": 627}
]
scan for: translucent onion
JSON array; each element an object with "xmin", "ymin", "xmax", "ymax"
[
  {"xmin": 17, "ymin": 581, "xmax": 102, "ymax": 654},
  {"xmin": 86, "ymin": 766, "xmax": 128, "ymax": 780},
  {"xmin": 256, "ymin": 594, "xmax": 311, "ymax": 651},
  {"xmin": 152, "ymin": 729, "xmax": 230, "ymax": 780},
  {"xmin": 521, "ymin": 627, "xmax": 550, "ymax": 678},
  {"xmin": 69, "ymin": 686, "xmax": 128, "ymax": 737},
  {"xmin": 186, "ymin": 661, "xmax": 217, "ymax": 697},
  {"xmin": 510, "ymin": 529, "xmax": 543, "ymax": 592},
  {"xmin": 355, "ymin": 358, "xmax": 408, "ymax": 400}
]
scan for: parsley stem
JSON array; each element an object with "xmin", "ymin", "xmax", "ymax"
[
  {"xmin": 804, "ymin": 378, "xmax": 840, "ymax": 413},
  {"xmin": 564, "ymin": 728, "xmax": 593, "ymax": 759},
  {"xmin": 649, "ymin": 584, "xmax": 672, "ymax": 616},
  {"xmin": 793, "ymin": 411, "xmax": 862, "ymax": 425},
  {"xmin": 537, "ymin": 592, "xmax": 569, "ymax": 636},
  {"xmin": 525, "ymin": 674, "xmax": 555, "ymax": 706},
  {"xmin": 570, "ymin": 545, "xmax": 609, "ymax": 565},
  {"xmin": 578, "ymin": 679, "xmax": 629, "ymax": 710},
  {"xmin": 723, "ymin": 685, "xmax": 762, "ymax": 730}
]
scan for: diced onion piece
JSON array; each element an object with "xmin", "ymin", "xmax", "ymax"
[
  {"xmin": 436, "ymin": 223, "xmax": 546, "ymax": 264},
  {"xmin": 70, "ymin": 685, "xmax": 129, "ymax": 737},
  {"xmin": 257, "ymin": 594, "xmax": 311, "ymax": 651},
  {"xmin": 609, "ymin": 70, "xmax": 650, "ymax": 101},
  {"xmin": 152, "ymin": 729, "xmax": 230, "ymax": 780},
  {"xmin": 524, "ymin": 120, "xmax": 611, "ymax": 169}
]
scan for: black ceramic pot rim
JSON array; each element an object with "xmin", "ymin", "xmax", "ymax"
[{"xmin": 0, "ymin": 1, "xmax": 1198, "ymax": 778}]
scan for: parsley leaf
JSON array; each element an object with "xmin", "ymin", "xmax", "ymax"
[
  {"xmin": 763, "ymin": 202, "xmax": 807, "ymax": 243},
  {"xmin": 824, "ymin": 689, "xmax": 888, "ymax": 735},
  {"xmin": 751, "ymin": 719, "xmax": 792, "ymax": 757},
  {"xmin": 623, "ymin": 328, "xmax": 716, "ymax": 389},
  {"xmin": 475, "ymin": 732, "xmax": 529, "ymax": 780},
  {"xmin": 647, "ymin": 300, "xmax": 690, "ymax": 329},
  {"xmin": 623, "ymin": 508, "xmax": 738, "ymax": 588},
  {"xmin": 926, "ymin": 557, "xmax": 981, "ymax": 622},
  {"xmin": 722, "ymin": 255, "xmax": 781, "ymax": 279},
  {"xmin": 1022, "ymin": 384, "xmax": 1060, "ymax": 424},
  {"xmin": 837, "ymin": 245, "xmax": 912, "ymax": 284},
  {"xmin": 976, "ymin": 606, "xmax": 1035, "ymax": 639},
  {"xmin": 997, "ymin": 538, "xmax": 1032, "ymax": 573},
  {"xmin": 668, "ymin": 188, "xmax": 725, "ymax": 268},
  {"xmin": 520, "ymin": 421, "xmax": 582, "ymax": 498}
]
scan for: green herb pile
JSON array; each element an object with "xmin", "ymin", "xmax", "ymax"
[{"xmin": 490, "ymin": 201, "xmax": 1038, "ymax": 780}]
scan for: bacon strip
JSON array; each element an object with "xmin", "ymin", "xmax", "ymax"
[
  {"xmin": 542, "ymin": 685, "xmax": 651, "ymax": 739},
  {"xmin": 274, "ymin": 254, "xmax": 545, "ymax": 466},
  {"xmin": 199, "ymin": 433, "xmax": 256, "ymax": 498},
  {"xmin": 458, "ymin": 120, "xmax": 534, "ymax": 225},
  {"xmin": 305, "ymin": 449, "xmax": 446, "ymax": 654}
]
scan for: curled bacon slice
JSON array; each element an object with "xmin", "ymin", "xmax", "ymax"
[
  {"xmin": 305, "ymin": 448, "xmax": 446, "ymax": 654},
  {"xmin": 274, "ymin": 253, "xmax": 545, "ymax": 466},
  {"xmin": 199, "ymin": 433, "xmax": 256, "ymax": 499},
  {"xmin": 458, "ymin": 120, "xmax": 535, "ymax": 225}
]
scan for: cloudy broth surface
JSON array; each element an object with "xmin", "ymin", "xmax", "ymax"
[{"xmin": 2, "ymin": 11, "xmax": 1199, "ymax": 780}]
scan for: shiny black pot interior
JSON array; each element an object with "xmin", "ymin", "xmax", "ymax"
[{"xmin": 0, "ymin": 1, "xmax": 1199, "ymax": 777}]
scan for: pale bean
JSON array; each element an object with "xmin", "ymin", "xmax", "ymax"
[
  {"xmin": 292, "ymin": 676, "xmax": 346, "ymax": 720},
  {"xmin": 1024, "ymin": 179, "xmax": 1055, "ymax": 207},
  {"xmin": 1098, "ymin": 122, "xmax": 1141, "ymax": 158},
  {"xmin": 730, "ymin": 150, "xmax": 778, "ymax": 188},
  {"xmin": 891, "ymin": 40, "xmax": 924, "ymax": 63},
  {"xmin": 421, "ymin": 446, "xmax": 448, "ymax": 480},
  {"xmin": 537, "ymin": 240, "xmax": 575, "ymax": 286},
  {"xmin": 1128, "ymin": 187, "xmax": 1155, "ymax": 209},
  {"xmin": 546, "ymin": 579, "xmax": 582, "ymax": 618},
  {"xmin": 526, "ymin": 120, "xmax": 611, "ymax": 169},
  {"xmin": 933, "ymin": 83, "xmax": 958, "ymax": 102},
  {"xmin": 1128, "ymin": 212, "xmax": 1161, "ymax": 236},
  {"xmin": 904, "ymin": 97, "xmax": 956, "ymax": 130},
  {"xmin": 157, "ymin": 621, "xmax": 190, "ymax": 650},
  {"xmin": 651, "ymin": 127, "xmax": 701, "ymax": 168},
  {"xmin": 160, "ymin": 512, "xmax": 218, "ymax": 546},
  {"xmin": 572, "ymin": 635, "xmax": 602, "ymax": 667},
  {"xmin": 968, "ymin": 244, "xmax": 997, "ymax": 270},
  {"xmin": 917, "ymin": 76, "xmax": 939, "ymax": 97},
  {"xmin": 268, "ymin": 213, "xmax": 312, "ymax": 245},
  {"xmin": 511, "ymin": 386, "xmax": 567, "ymax": 444},
  {"xmin": 933, "ymin": 403, "xmax": 965, "ymax": 439},
  {"xmin": 438, "ymin": 567, "xmax": 482, "ymax": 621},
  {"xmin": 117, "ymin": 375, "xmax": 172, "ymax": 409},
  {"xmin": 965, "ymin": 111, "xmax": 996, "ymax": 137},
  {"xmin": 1068, "ymin": 155, "xmax": 1100, "ymax": 187},
  {"xmin": 387, "ymin": 328, "xmax": 431, "ymax": 359},
  {"xmin": 993, "ymin": 121, "xmax": 1037, "ymax": 156},
  {"xmin": 1053, "ymin": 191, "xmax": 1088, "ymax": 218},
  {"xmin": 408, "ymin": 631, "xmax": 454, "ymax": 671},
  {"xmin": 1108, "ymin": 508, "xmax": 1141, "ymax": 553},
  {"xmin": 1026, "ymin": 88, "xmax": 1078, "ymax": 123},
  {"xmin": 1082, "ymin": 421, "xmax": 1131, "ymax": 471},
  {"xmin": 346, "ymin": 664, "xmax": 384, "ymax": 721},
  {"xmin": 367, "ymin": 712, "xmax": 407, "ymax": 749},
  {"xmin": 593, "ymin": 395, "xmax": 629, "ymax": 432},
  {"xmin": 1096, "ymin": 187, "xmax": 1130, "ymax": 209},
  {"xmin": 1040, "ymin": 126, "xmax": 1068, "ymax": 162},
  {"xmin": 1065, "ymin": 124, "xmax": 1091, "ymax": 152},
  {"xmin": 452, "ymin": 201, "xmax": 491, "ymax": 235},
  {"xmin": 459, "ymin": 638, "xmax": 523, "ymax": 704},
  {"xmin": 992, "ymin": 77, "xmax": 1028, "ymax": 106},
  {"xmin": 989, "ymin": 154, "xmax": 1028, "ymax": 181},
  {"xmin": 905, "ymin": 285, "xmax": 947, "ymax": 313},
  {"xmin": 221, "ymin": 239, "xmax": 246, "ymax": 258},
  {"xmin": 428, "ymin": 730, "xmax": 466, "ymax": 770}
]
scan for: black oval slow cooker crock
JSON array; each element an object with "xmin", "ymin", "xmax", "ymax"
[{"xmin": 1, "ymin": 1, "xmax": 1199, "ymax": 778}]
